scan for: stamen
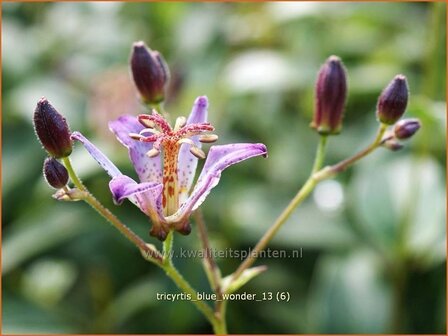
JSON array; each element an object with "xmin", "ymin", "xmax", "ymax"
[
  {"xmin": 138, "ymin": 111, "xmax": 172, "ymax": 133},
  {"xmin": 190, "ymin": 146, "xmax": 206, "ymax": 159},
  {"xmin": 179, "ymin": 123, "xmax": 214, "ymax": 138},
  {"xmin": 177, "ymin": 138, "xmax": 194, "ymax": 146},
  {"xmin": 140, "ymin": 134, "xmax": 158, "ymax": 143},
  {"xmin": 174, "ymin": 116, "xmax": 187, "ymax": 131},
  {"xmin": 129, "ymin": 133, "xmax": 144, "ymax": 140},
  {"xmin": 140, "ymin": 128, "xmax": 160, "ymax": 136},
  {"xmin": 138, "ymin": 116, "xmax": 155, "ymax": 129},
  {"xmin": 146, "ymin": 148, "xmax": 160, "ymax": 158},
  {"xmin": 199, "ymin": 134, "xmax": 218, "ymax": 143}
]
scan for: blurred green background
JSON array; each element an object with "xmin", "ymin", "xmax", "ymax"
[{"xmin": 2, "ymin": 2, "xmax": 446, "ymax": 334}]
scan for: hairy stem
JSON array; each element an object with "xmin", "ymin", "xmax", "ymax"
[
  {"xmin": 62, "ymin": 157, "xmax": 87, "ymax": 191},
  {"xmin": 62, "ymin": 157, "xmax": 161, "ymax": 262},
  {"xmin": 194, "ymin": 210, "xmax": 227, "ymax": 334},
  {"xmin": 312, "ymin": 135, "xmax": 328, "ymax": 173},
  {"xmin": 233, "ymin": 134, "xmax": 329, "ymax": 280},
  {"xmin": 232, "ymin": 176, "xmax": 318, "ymax": 281},
  {"xmin": 317, "ymin": 123, "xmax": 388, "ymax": 178},
  {"xmin": 162, "ymin": 260, "xmax": 217, "ymax": 324},
  {"xmin": 63, "ymin": 156, "xmax": 220, "ymax": 332},
  {"xmin": 233, "ymin": 123, "xmax": 388, "ymax": 282},
  {"xmin": 194, "ymin": 210, "xmax": 222, "ymax": 293},
  {"xmin": 160, "ymin": 230, "xmax": 218, "ymax": 330}
]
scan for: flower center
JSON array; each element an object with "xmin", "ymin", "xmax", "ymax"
[{"xmin": 129, "ymin": 111, "xmax": 216, "ymax": 216}]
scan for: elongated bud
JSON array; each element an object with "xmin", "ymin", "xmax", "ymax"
[
  {"xmin": 311, "ymin": 55, "xmax": 347, "ymax": 135},
  {"xmin": 176, "ymin": 221, "xmax": 192, "ymax": 236},
  {"xmin": 43, "ymin": 157, "xmax": 69, "ymax": 189},
  {"xmin": 394, "ymin": 118, "xmax": 421, "ymax": 140},
  {"xmin": 131, "ymin": 41, "xmax": 169, "ymax": 105},
  {"xmin": 382, "ymin": 139, "xmax": 403, "ymax": 151},
  {"xmin": 377, "ymin": 75, "xmax": 408, "ymax": 125},
  {"xmin": 34, "ymin": 97, "xmax": 72, "ymax": 158}
]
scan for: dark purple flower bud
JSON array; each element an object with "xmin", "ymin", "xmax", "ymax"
[
  {"xmin": 43, "ymin": 157, "xmax": 69, "ymax": 189},
  {"xmin": 377, "ymin": 75, "xmax": 409, "ymax": 125},
  {"xmin": 130, "ymin": 41, "xmax": 169, "ymax": 105},
  {"xmin": 311, "ymin": 55, "xmax": 347, "ymax": 135},
  {"xmin": 33, "ymin": 97, "xmax": 72, "ymax": 158},
  {"xmin": 149, "ymin": 225, "xmax": 170, "ymax": 242},
  {"xmin": 394, "ymin": 118, "xmax": 421, "ymax": 140},
  {"xmin": 175, "ymin": 221, "xmax": 192, "ymax": 236}
]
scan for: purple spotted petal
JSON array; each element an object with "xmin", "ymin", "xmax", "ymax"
[
  {"xmin": 174, "ymin": 143, "xmax": 268, "ymax": 218},
  {"xmin": 109, "ymin": 115, "xmax": 162, "ymax": 184},
  {"xmin": 71, "ymin": 131, "xmax": 121, "ymax": 178},
  {"xmin": 109, "ymin": 175, "xmax": 165, "ymax": 224},
  {"xmin": 177, "ymin": 96, "xmax": 209, "ymax": 202}
]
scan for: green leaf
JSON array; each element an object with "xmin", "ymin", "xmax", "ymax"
[
  {"xmin": 350, "ymin": 154, "xmax": 446, "ymax": 267},
  {"xmin": 3, "ymin": 207, "xmax": 91, "ymax": 274},
  {"xmin": 222, "ymin": 265, "xmax": 267, "ymax": 294},
  {"xmin": 307, "ymin": 251, "xmax": 391, "ymax": 333}
]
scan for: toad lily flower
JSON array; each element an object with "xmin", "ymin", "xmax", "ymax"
[{"xmin": 71, "ymin": 96, "xmax": 267, "ymax": 241}]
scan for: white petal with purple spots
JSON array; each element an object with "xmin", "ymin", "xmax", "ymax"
[
  {"xmin": 174, "ymin": 143, "xmax": 268, "ymax": 219},
  {"xmin": 109, "ymin": 175, "xmax": 165, "ymax": 224}
]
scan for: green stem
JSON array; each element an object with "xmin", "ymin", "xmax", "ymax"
[
  {"xmin": 233, "ymin": 123, "xmax": 388, "ymax": 282},
  {"xmin": 422, "ymin": 2, "xmax": 444, "ymax": 99},
  {"xmin": 64, "ymin": 157, "xmax": 221, "ymax": 332},
  {"xmin": 160, "ymin": 231, "xmax": 218, "ymax": 330},
  {"xmin": 232, "ymin": 133, "xmax": 329, "ymax": 281},
  {"xmin": 193, "ymin": 210, "xmax": 227, "ymax": 334},
  {"xmin": 232, "ymin": 176, "xmax": 318, "ymax": 281},
  {"xmin": 194, "ymin": 210, "xmax": 222, "ymax": 294},
  {"xmin": 312, "ymin": 135, "xmax": 328, "ymax": 173},
  {"xmin": 212, "ymin": 304, "xmax": 228, "ymax": 335},
  {"xmin": 162, "ymin": 261, "xmax": 217, "ymax": 325},
  {"xmin": 62, "ymin": 157, "xmax": 86, "ymax": 191},
  {"xmin": 62, "ymin": 157, "xmax": 161, "ymax": 263},
  {"xmin": 317, "ymin": 123, "xmax": 387, "ymax": 179},
  {"xmin": 162, "ymin": 230, "xmax": 174, "ymax": 263}
]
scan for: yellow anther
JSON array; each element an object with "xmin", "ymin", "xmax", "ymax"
[
  {"xmin": 129, "ymin": 133, "xmax": 144, "ymax": 140},
  {"xmin": 174, "ymin": 116, "xmax": 187, "ymax": 131},
  {"xmin": 199, "ymin": 134, "xmax": 218, "ymax": 143},
  {"xmin": 146, "ymin": 148, "xmax": 160, "ymax": 158},
  {"xmin": 190, "ymin": 146, "xmax": 206, "ymax": 159}
]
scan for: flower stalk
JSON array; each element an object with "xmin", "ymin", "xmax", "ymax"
[
  {"xmin": 194, "ymin": 209, "xmax": 222, "ymax": 294},
  {"xmin": 159, "ymin": 230, "xmax": 222, "ymax": 333},
  {"xmin": 62, "ymin": 157, "xmax": 161, "ymax": 263},
  {"xmin": 316, "ymin": 123, "xmax": 388, "ymax": 178},
  {"xmin": 232, "ymin": 122, "xmax": 388, "ymax": 283},
  {"xmin": 34, "ymin": 42, "xmax": 421, "ymax": 334},
  {"xmin": 64, "ymin": 154, "xmax": 223, "ymax": 332}
]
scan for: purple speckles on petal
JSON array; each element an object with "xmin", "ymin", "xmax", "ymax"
[
  {"xmin": 175, "ymin": 142, "xmax": 268, "ymax": 218},
  {"xmin": 177, "ymin": 96, "xmax": 209, "ymax": 202},
  {"xmin": 109, "ymin": 175, "xmax": 165, "ymax": 224},
  {"xmin": 109, "ymin": 115, "xmax": 162, "ymax": 184}
]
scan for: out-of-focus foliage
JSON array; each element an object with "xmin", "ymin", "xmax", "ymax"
[{"xmin": 2, "ymin": 2, "xmax": 446, "ymax": 334}]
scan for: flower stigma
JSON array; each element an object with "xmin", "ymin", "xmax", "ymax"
[{"xmin": 130, "ymin": 110, "xmax": 217, "ymax": 216}]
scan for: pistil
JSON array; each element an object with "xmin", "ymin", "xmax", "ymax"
[
  {"xmin": 162, "ymin": 139, "xmax": 180, "ymax": 216},
  {"xmin": 130, "ymin": 110, "xmax": 218, "ymax": 219}
]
